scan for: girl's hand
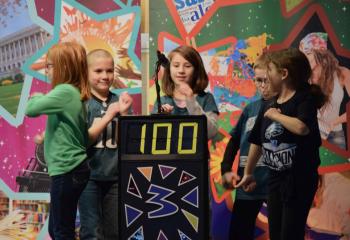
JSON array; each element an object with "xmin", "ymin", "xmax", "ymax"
[
  {"xmin": 328, "ymin": 121, "xmax": 336, "ymax": 132},
  {"xmin": 222, "ymin": 172, "xmax": 241, "ymax": 189},
  {"xmin": 34, "ymin": 132, "xmax": 45, "ymax": 144},
  {"xmin": 161, "ymin": 104, "xmax": 174, "ymax": 113},
  {"xmin": 234, "ymin": 174, "xmax": 256, "ymax": 192},
  {"xmin": 30, "ymin": 92, "xmax": 43, "ymax": 98},
  {"xmin": 264, "ymin": 108, "xmax": 281, "ymax": 120},
  {"xmin": 177, "ymin": 83, "xmax": 194, "ymax": 98},
  {"xmin": 119, "ymin": 92, "xmax": 133, "ymax": 115}
]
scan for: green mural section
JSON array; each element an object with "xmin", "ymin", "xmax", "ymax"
[{"xmin": 150, "ymin": 1, "xmax": 349, "ymax": 58}]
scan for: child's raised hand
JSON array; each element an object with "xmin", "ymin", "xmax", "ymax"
[
  {"xmin": 177, "ymin": 83, "xmax": 194, "ymax": 98},
  {"xmin": 119, "ymin": 92, "xmax": 133, "ymax": 115},
  {"xmin": 30, "ymin": 92, "xmax": 44, "ymax": 98},
  {"xmin": 161, "ymin": 104, "xmax": 174, "ymax": 113},
  {"xmin": 264, "ymin": 107, "xmax": 281, "ymax": 120},
  {"xmin": 105, "ymin": 102, "xmax": 120, "ymax": 120},
  {"xmin": 34, "ymin": 132, "xmax": 45, "ymax": 144}
]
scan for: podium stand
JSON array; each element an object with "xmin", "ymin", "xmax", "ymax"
[{"xmin": 118, "ymin": 115, "xmax": 209, "ymax": 239}]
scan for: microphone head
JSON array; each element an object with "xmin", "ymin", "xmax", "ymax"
[{"xmin": 157, "ymin": 50, "xmax": 169, "ymax": 68}]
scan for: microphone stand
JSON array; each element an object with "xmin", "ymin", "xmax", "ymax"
[{"xmin": 154, "ymin": 57, "xmax": 163, "ymax": 114}]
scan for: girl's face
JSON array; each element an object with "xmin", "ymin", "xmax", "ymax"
[
  {"xmin": 305, "ymin": 51, "xmax": 317, "ymax": 69},
  {"xmin": 170, "ymin": 53, "xmax": 194, "ymax": 86},
  {"xmin": 267, "ymin": 62, "xmax": 286, "ymax": 92},
  {"xmin": 310, "ymin": 64, "xmax": 321, "ymax": 84},
  {"xmin": 305, "ymin": 52, "xmax": 322, "ymax": 85},
  {"xmin": 45, "ymin": 58, "xmax": 54, "ymax": 82}
]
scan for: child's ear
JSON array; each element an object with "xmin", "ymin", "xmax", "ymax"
[{"xmin": 281, "ymin": 68, "xmax": 288, "ymax": 80}]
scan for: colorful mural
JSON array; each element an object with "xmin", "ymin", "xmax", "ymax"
[
  {"xmin": 149, "ymin": 1, "xmax": 350, "ymax": 239},
  {"xmin": 0, "ymin": 0, "xmax": 141, "ymax": 239},
  {"xmin": 0, "ymin": 0, "xmax": 349, "ymax": 239}
]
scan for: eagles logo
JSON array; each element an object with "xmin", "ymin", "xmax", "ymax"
[{"xmin": 265, "ymin": 122, "xmax": 284, "ymax": 140}]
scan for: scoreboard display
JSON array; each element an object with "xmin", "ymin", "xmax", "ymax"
[{"xmin": 118, "ymin": 115, "xmax": 209, "ymax": 240}]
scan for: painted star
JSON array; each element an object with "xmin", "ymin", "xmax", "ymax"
[
  {"xmin": 5, "ymin": 0, "xmax": 140, "ymax": 128},
  {"xmin": 270, "ymin": 4, "xmax": 350, "ymax": 173},
  {"xmin": 23, "ymin": 0, "xmax": 140, "ymax": 83},
  {"xmin": 1, "ymin": 0, "xmax": 141, "ymax": 126},
  {"xmin": 280, "ymin": 0, "xmax": 312, "ymax": 18}
]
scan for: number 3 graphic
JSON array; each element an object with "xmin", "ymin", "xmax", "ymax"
[{"xmin": 146, "ymin": 184, "xmax": 179, "ymax": 218}]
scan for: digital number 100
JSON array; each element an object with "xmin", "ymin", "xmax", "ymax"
[{"xmin": 140, "ymin": 122, "xmax": 198, "ymax": 155}]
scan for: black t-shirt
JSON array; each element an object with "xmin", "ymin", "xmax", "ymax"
[{"xmin": 249, "ymin": 89, "xmax": 321, "ymax": 192}]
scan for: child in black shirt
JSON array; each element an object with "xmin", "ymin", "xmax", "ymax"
[{"xmin": 236, "ymin": 48, "xmax": 325, "ymax": 240}]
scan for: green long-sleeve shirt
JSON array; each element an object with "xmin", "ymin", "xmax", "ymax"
[{"xmin": 25, "ymin": 84, "xmax": 88, "ymax": 176}]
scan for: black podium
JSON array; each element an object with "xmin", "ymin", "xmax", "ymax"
[{"xmin": 118, "ymin": 115, "xmax": 209, "ymax": 239}]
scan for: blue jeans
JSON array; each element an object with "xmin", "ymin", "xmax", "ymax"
[
  {"xmin": 79, "ymin": 180, "xmax": 119, "ymax": 240},
  {"xmin": 49, "ymin": 161, "xmax": 90, "ymax": 240},
  {"xmin": 327, "ymin": 130, "xmax": 346, "ymax": 149}
]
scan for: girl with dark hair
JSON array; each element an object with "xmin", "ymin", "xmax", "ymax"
[{"xmin": 236, "ymin": 48, "xmax": 325, "ymax": 240}]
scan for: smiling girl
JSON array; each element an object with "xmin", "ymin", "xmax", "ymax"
[{"xmin": 152, "ymin": 45, "xmax": 219, "ymax": 139}]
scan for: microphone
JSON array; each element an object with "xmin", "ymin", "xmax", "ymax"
[
  {"xmin": 153, "ymin": 50, "xmax": 169, "ymax": 114},
  {"xmin": 157, "ymin": 50, "xmax": 169, "ymax": 68}
]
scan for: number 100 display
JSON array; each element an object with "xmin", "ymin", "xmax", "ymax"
[{"xmin": 123, "ymin": 120, "xmax": 202, "ymax": 156}]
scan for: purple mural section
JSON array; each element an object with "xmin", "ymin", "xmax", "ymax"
[{"xmin": 0, "ymin": 79, "xmax": 49, "ymax": 190}]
